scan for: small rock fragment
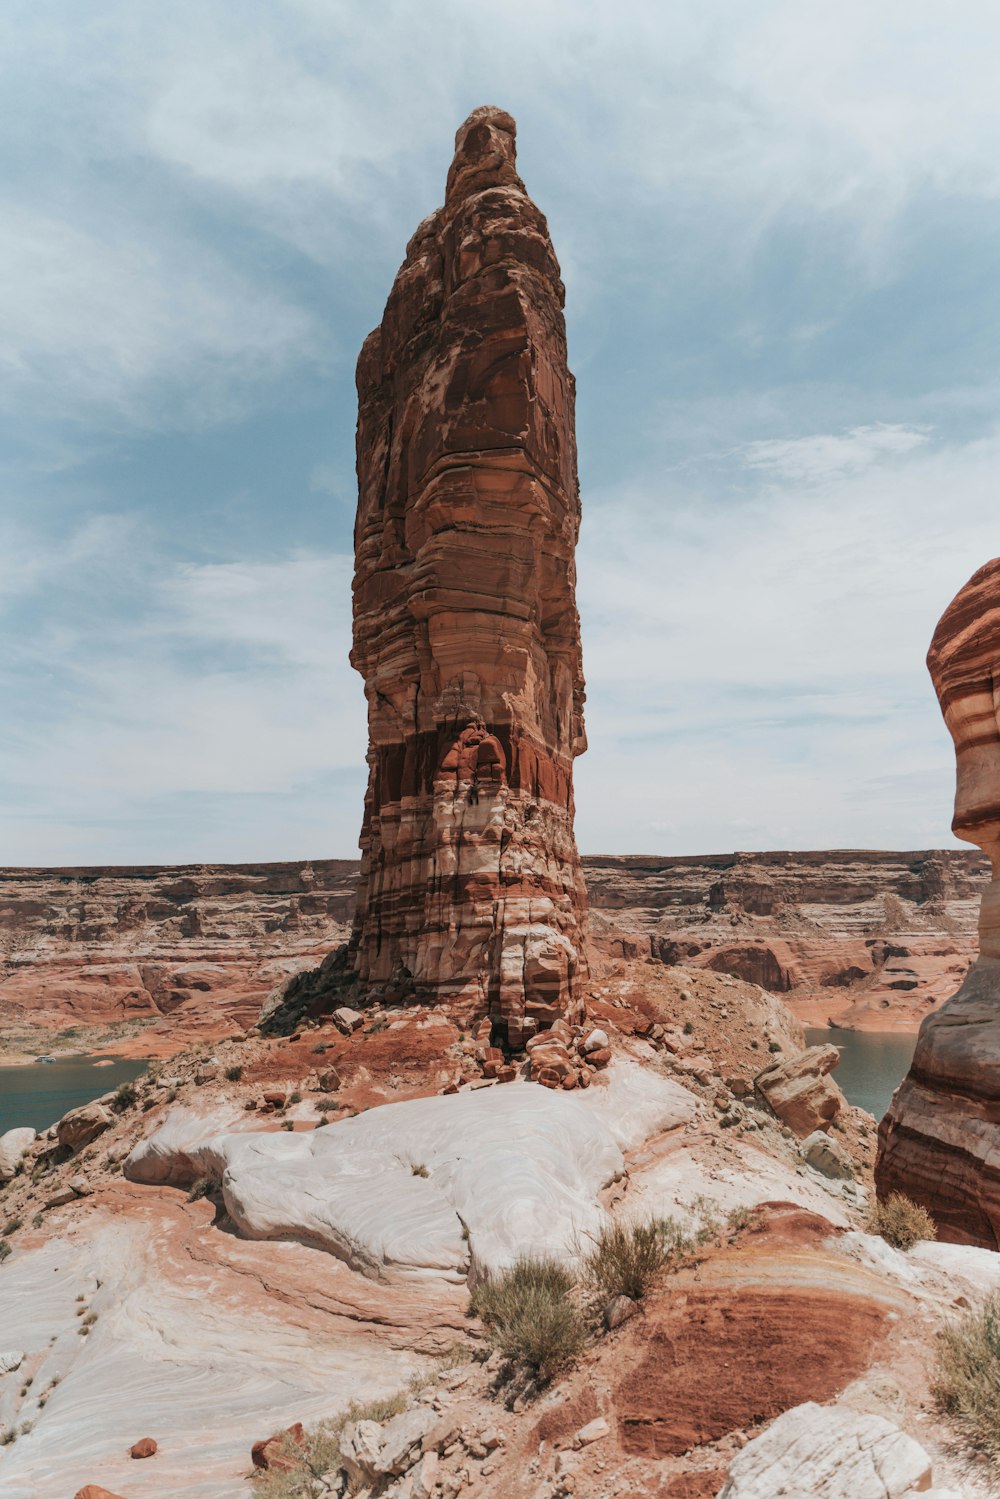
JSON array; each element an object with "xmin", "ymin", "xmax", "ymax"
[
  {"xmin": 130, "ymin": 1436, "xmax": 158, "ymax": 1459},
  {"xmin": 574, "ymin": 1417, "xmax": 610, "ymax": 1446}
]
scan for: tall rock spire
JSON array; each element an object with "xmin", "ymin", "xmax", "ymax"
[
  {"xmin": 876, "ymin": 557, "xmax": 1000, "ymax": 1244},
  {"xmin": 348, "ymin": 107, "xmax": 589, "ymax": 1047}
]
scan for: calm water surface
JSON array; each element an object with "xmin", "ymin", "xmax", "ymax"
[
  {"xmin": 0, "ymin": 1055, "xmax": 148, "ymax": 1136},
  {"xmin": 805, "ymin": 1027, "xmax": 917, "ymax": 1121}
]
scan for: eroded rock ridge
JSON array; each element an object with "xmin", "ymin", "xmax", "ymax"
[
  {"xmin": 348, "ymin": 107, "xmax": 588, "ymax": 1047},
  {"xmin": 877, "ymin": 558, "xmax": 1000, "ymax": 1245}
]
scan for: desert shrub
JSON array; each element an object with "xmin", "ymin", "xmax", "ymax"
[
  {"xmin": 470, "ymin": 1255, "xmax": 584, "ymax": 1379},
  {"xmin": 225, "ymin": 1065, "xmax": 243, "ymax": 1082},
  {"xmin": 2, "ymin": 1216, "xmax": 22, "ymax": 1236},
  {"xmin": 682, "ymin": 1020, "xmax": 694, "ymax": 1036},
  {"xmin": 934, "ymin": 1294, "xmax": 1000, "ymax": 1462},
  {"xmin": 112, "ymin": 1081, "xmax": 138, "ymax": 1112},
  {"xmin": 583, "ymin": 1215, "xmax": 699, "ymax": 1303},
  {"xmin": 0, "ymin": 1240, "xmax": 12, "ymax": 1263},
  {"xmin": 411, "ymin": 1163, "xmax": 429, "ymax": 1178},
  {"xmin": 868, "ymin": 1192, "xmax": 937, "ymax": 1251},
  {"xmin": 187, "ymin": 1176, "xmax": 213, "ymax": 1202},
  {"xmin": 289, "ymin": 1091, "xmax": 302, "ymax": 1105}
]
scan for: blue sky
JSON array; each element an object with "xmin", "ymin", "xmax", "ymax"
[{"xmin": 3, "ymin": 0, "xmax": 1000, "ymax": 864}]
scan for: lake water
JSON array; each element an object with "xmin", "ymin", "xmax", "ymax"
[
  {"xmin": 805, "ymin": 1027, "xmax": 918, "ymax": 1121},
  {"xmin": 0, "ymin": 1055, "xmax": 148, "ymax": 1136}
]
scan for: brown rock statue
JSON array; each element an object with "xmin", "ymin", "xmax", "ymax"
[
  {"xmin": 877, "ymin": 558, "xmax": 1000, "ymax": 1245},
  {"xmin": 347, "ymin": 107, "xmax": 588, "ymax": 1047}
]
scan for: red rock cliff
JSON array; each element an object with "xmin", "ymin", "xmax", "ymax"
[
  {"xmin": 877, "ymin": 558, "xmax": 1000, "ymax": 1244},
  {"xmin": 347, "ymin": 107, "xmax": 588, "ymax": 1046}
]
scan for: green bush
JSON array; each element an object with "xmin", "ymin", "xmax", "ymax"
[
  {"xmin": 868, "ymin": 1192, "xmax": 937, "ymax": 1251},
  {"xmin": 934, "ymin": 1294, "xmax": 1000, "ymax": 1464},
  {"xmin": 470, "ymin": 1255, "xmax": 584, "ymax": 1379},
  {"xmin": 225, "ymin": 1065, "xmax": 243, "ymax": 1082},
  {"xmin": 582, "ymin": 1215, "xmax": 699, "ymax": 1303},
  {"xmin": 112, "ymin": 1081, "xmax": 138, "ymax": 1112}
]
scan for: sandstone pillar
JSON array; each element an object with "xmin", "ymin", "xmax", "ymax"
[
  {"xmin": 348, "ymin": 107, "xmax": 588, "ymax": 1047},
  {"xmin": 877, "ymin": 558, "xmax": 1000, "ymax": 1245}
]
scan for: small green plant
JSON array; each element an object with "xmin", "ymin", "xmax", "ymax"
[
  {"xmin": 582, "ymin": 1215, "xmax": 700, "ymax": 1304},
  {"xmin": 411, "ymin": 1163, "xmax": 430, "ymax": 1178},
  {"xmin": 934, "ymin": 1294, "xmax": 1000, "ymax": 1462},
  {"xmin": 289, "ymin": 1090, "xmax": 302, "ymax": 1105},
  {"xmin": 112, "ymin": 1081, "xmax": 138, "ymax": 1112},
  {"xmin": 726, "ymin": 1204, "xmax": 755, "ymax": 1233},
  {"xmin": 767, "ymin": 1040, "xmax": 782, "ymax": 1053},
  {"xmin": 682, "ymin": 1019, "xmax": 694, "ymax": 1035},
  {"xmin": 0, "ymin": 1240, "xmax": 12, "ymax": 1263},
  {"xmin": 470, "ymin": 1255, "xmax": 585, "ymax": 1380},
  {"xmin": 2, "ymin": 1216, "xmax": 22, "ymax": 1236},
  {"xmin": 282, "ymin": 1120, "xmax": 294, "ymax": 1131},
  {"xmin": 225, "ymin": 1065, "xmax": 243, "ymax": 1082},
  {"xmin": 868, "ymin": 1193, "xmax": 937, "ymax": 1251},
  {"xmin": 187, "ymin": 1177, "xmax": 213, "ymax": 1202}
]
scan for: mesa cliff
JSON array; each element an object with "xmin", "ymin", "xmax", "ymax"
[
  {"xmin": 0, "ymin": 849, "xmax": 986, "ymax": 1053},
  {"xmin": 348, "ymin": 106, "xmax": 588, "ymax": 1047},
  {"xmin": 878, "ymin": 558, "xmax": 1000, "ymax": 1246}
]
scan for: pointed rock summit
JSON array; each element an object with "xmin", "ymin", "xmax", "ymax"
[
  {"xmin": 348, "ymin": 107, "xmax": 589, "ymax": 1047},
  {"xmin": 877, "ymin": 557, "xmax": 1000, "ymax": 1244}
]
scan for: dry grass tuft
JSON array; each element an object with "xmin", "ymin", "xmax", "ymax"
[
  {"xmin": 868, "ymin": 1192, "xmax": 937, "ymax": 1251},
  {"xmin": 470, "ymin": 1255, "xmax": 584, "ymax": 1378},
  {"xmin": 934, "ymin": 1294, "xmax": 1000, "ymax": 1466}
]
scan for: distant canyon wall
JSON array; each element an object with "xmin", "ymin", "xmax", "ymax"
[{"xmin": 0, "ymin": 849, "xmax": 987, "ymax": 1042}]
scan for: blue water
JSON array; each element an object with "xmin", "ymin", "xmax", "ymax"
[
  {"xmin": 805, "ymin": 1027, "xmax": 917, "ymax": 1121},
  {"xmin": 0, "ymin": 1056, "xmax": 148, "ymax": 1135}
]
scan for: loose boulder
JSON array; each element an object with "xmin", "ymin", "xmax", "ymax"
[
  {"xmin": 57, "ymin": 1101, "xmax": 113, "ymax": 1151},
  {"xmin": 754, "ymin": 1046, "xmax": 844, "ymax": 1136},
  {"xmin": 0, "ymin": 1126, "xmax": 36, "ymax": 1182},
  {"xmin": 129, "ymin": 1436, "xmax": 157, "ymax": 1458},
  {"xmin": 716, "ymin": 1401, "xmax": 933, "ymax": 1498},
  {"xmin": 251, "ymin": 1422, "xmax": 306, "ymax": 1472},
  {"xmin": 801, "ymin": 1130, "xmax": 854, "ymax": 1181}
]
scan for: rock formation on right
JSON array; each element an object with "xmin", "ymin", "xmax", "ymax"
[{"xmin": 877, "ymin": 557, "xmax": 1000, "ymax": 1245}]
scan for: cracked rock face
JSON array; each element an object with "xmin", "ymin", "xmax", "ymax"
[
  {"xmin": 348, "ymin": 107, "xmax": 588, "ymax": 1047},
  {"xmin": 877, "ymin": 557, "xmax": 1000, "ymax": 1245}
]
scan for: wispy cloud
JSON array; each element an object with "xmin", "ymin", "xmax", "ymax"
[
  {"xmin": 743, "ymin": 423, "xmax": 929, "ymax": 484},
  {"xmin": 3, "ymin": 1, "xmax": 1000, "ymax": 861}
]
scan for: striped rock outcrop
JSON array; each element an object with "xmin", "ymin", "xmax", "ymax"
[
  {"xmin": 877, "ymin": 558, "xmax": 1000, "ymax": 1245},
  {"xmin": 348, "ymin": 107, "xmax": 588, "ymax": 1047}
]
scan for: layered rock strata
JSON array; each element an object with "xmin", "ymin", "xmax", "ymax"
[
  {"xmin": 878, "ymin": 559, "xmax": 1000, "ymax": 1245},
  {"xmin": 0, "ymin": 861, "xmax": 356, "ymax": 1049},
  {"xmin": 348, "ymin": 107, "xmax": 588, "ymax": 1047},
  {"xmin": 588, "ymin": 848, "xmax": 987, "ymax": 1030},
  {"xmin": 1, "ymin": 851, "xmax": 985, "ymax": 1044}
]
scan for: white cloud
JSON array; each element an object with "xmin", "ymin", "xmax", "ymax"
[
  {"xmin": 0, "ymin": 541, "xmax": 368, "ymax": 861},
  {"xmin": 575, "ymin": 426, "xmax": 1000, "ymax": 853},
  {"xmin": 0, "ymin": 205, "xmax": 320, "ymax": 427},
  {"xmin": 743, "ymin": 424, "xmax": 930, "ymax": 484}
]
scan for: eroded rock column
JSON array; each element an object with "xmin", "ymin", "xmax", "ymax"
[
  {"xmin": 877, "ymin": 558, "xmax": 1000, "ymax": 1245},
  {"xmin": 348, "ymin": 107, "xmax": 588, "ymax": 1047}
]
